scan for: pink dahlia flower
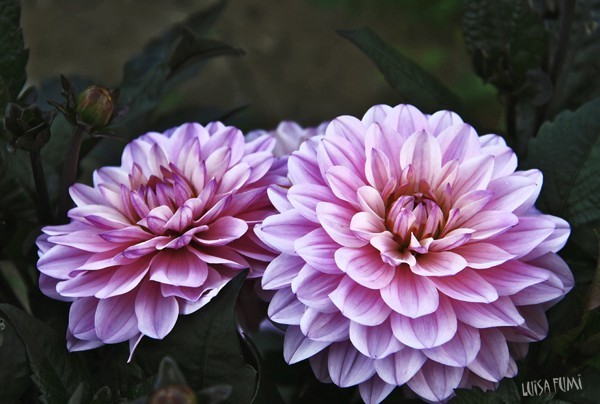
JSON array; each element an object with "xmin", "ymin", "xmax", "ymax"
[
  {"xmin": 36, "ymin": 122, "xmax": 286, "ymax": 355},
  {"xmin": 255, "ymin": 104, "xmax": 573, "ymax": 403},
  {"xmin": 247, "ymin": 120, "xmax": 329, "ymax": 157}
]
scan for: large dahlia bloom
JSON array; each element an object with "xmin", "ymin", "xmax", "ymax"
[
  {"xmin": 255, "ymin": 104, "xmax": 573, "ymax": 403},
  {"xmin": 37, "ymin": 122, "xmax": 286, "ymax": 354},
  {"xmin": 247, "ymin": 120, "xmax": 329, "ymax": 157}
]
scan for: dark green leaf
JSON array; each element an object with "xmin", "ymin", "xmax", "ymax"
[
  {"xmin": 136, "ymin": 271, "xmax": 257, "ymax": 404},
  {"xmin": 0, "ymin": 0, "xmax": 28, "ymax": 107},
  {"xmin": 452, "ymin": 378, "xmax": 520, "ymax": 404},
  {"xmin": 554, "ymin": 369, "xmax": 597, "ymax": 404},
  {"xmin": 0, "ymin": 260, "xmax": 31, "ymax": 313},
  {"xmin": 0, "ymin": 312, "xmax": 32, "ymax": 401},
  {"xmin": 337, "ymin": 27, "xmax": 462, "ymax": 114},
  {"xmin": 240, "ymin": 333, "xmax": 283, "ymax": 404},
  {"xmin": 527, "ymin": 97, "xmax": 600, "ymax": 227},
  {"xmin": 585, "ymin": 238, "xmax": 600, "ymax": 312},
  {"xmin": 0, "ymin": 304, "xmax": 87, "ymax": 404},
  {"xmin": 462, "ymin": 0, "xmax": 547, "ymax": 94},
  {"xmin": 196, "ymin": 384, "xmax": 232, "ymax": 404}
]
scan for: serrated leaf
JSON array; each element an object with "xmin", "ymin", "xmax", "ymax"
[
  {"xmin": 527, "ymin": 97, "xmax": 600, "ymax": 227},
  {"xmin": 136, "ymin": 271, "xmax": 257, "ymax": 404},
  {"xmin": 0, "ymin": 304, "xmax": 87, "ymax": 404},
  {"xmin": 0, "ymin": 0, "xmax": 28, "ymax": 107},
  {"xmin": 338, "ymin": 27, "xmax": 462, "ymax": 114}
]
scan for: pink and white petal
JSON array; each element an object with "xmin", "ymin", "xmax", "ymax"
[
  {"xmin": 39, "ymin": 274, "xmax": 72, "ymax": 301},
  {"xmin": 325, "ymin": 115, "xmax": 366, "ymax": 150},
  {"xmin": 428, "ymin": 228, "xmax": 474, "ymax": 252},
  {"xmin": 67, "ymin": 331, "xmax": 104, "ymax": 352},
  {"xmin": 288, "ymin": 184, "xmax": 336, "ymax": 222},
  {"xmin": 467, "ymin": 328, "xmax": 510, "ymax": 382},
  {"xmin": 318, "ymin": 136, "xmax": 366, "ymax": 181},
  {"xmin": 452, "ymin": 297, "xmax": 525, "ymax": 328},
  {"xmin": 362, "ymin": 104, "xmax": 393, "ymax": 126},
  {"xmin": 451, "ymin": 155, "xmax": 494, "ymax": 197},
  {"xmin": 300, "ymin": 308, "xmax": 350, "ymax": 342},
  {"xmin": 356, "ymin": 186, "xmax": 386, "ymax": 217},
  {"xmin": 329, "ymin": 276, "xmax": 392, "ymax": 326},
  {"xmin": 349, "ymin": 319, "xmax": 404, "ymax": 359},
  {"xmin": 390, "ymin": 296, "xmax": 457, "ymax": 349},
  {"xmin": 37, "ymin": 245, "xmax": 91, "ymax": 278},
  {"xmin": 411, "ymin": 251, "xmax": 467, "ymax": 277},
  {"xmin": 95, "ymin": 257, "xmax": 151, "ymax": 298},
  {"xmin": 423, "ymin": 323, "xmax": 481, "ymax": 367},
  {"xmin": 57, "ymin": 270, "xmax": 113, "ymax": 298},
  {"xmin": 288, "ymin": 152, "xmax": 324, "ymax": 186},
  {"xmin": 529, "ymin": 252, "xmax": 574, "ymax": 299},
  {"xmin": 430, "ymin": 268, "xmax": 498, "ymax": 303},
  {"xmin": 325, "ymin": 165, "xmax": 366, "ymax": 208},
  {"xmin": 460, "ymin": 211, "xmax": 518, "ymax": 240},
  {"xmin": 428, "ymin": 110, "xmax": 464, "ymax": 135},
  {"xmin": 451, "ymin": 243, "xmax": 515, "ymax": 269},
  {"xmin": 292, "ymin": 265, "xmax": 343, "ymax": 312},
  {"xmin": 381, "ymin": 269, "xmax": 439, "ymax": 318},
  {"xmin": 383, "ymin": 104, "xmax": 428, "ymax": 138},
  {"xmin": 490, "ymin": 215, "xmax": 556, "ymax": 258},
  {"xmin": 451, "ymin": 189, "xmax": 494, "ymax": 225},
  {"xmin": 407, "ymin": 361, "xmax": 464, "ymax": 402},
  {"xmin": 510, "ymin": 170, "xmax": 543, "ymax": 214},
  {"xmin": 149, "ymin": 249, "xmax": 208, "ymax": 287},
  {"xmin": 523, "ymin": 215, "xmax": 570, "ymax": 260},
  {"xmin": 195, "ymin": 216, "xmax": 248, "ymax": 246},
  {"xmin": 267, "ymin": 185, "xmax": 293, "ymax": 213},
  {"xmin": 283, "ymin": 325, "xmax": 330, "ymax": 364},
  {"xmin": 316, "ymin": 202, "xmax": 366, "ymax": 248},
  {"xmin": 309, "ymin": 350, "xmax": 333, "ymax": 383},
  {"xmin": 374, "ymin": 348, "xmax": 426, "ymax": 385},
  {"xmin": 327, "ymin": 341, "xmax": 377, "ymax": 387},
  {"xmin": 95, "ymin": 292, "xmax": 139, "ymax": 343},
  {"xmin": 99, "ymin": 226, "xmax": 152, "ymax": 244},
  {"xmin": 262, "ymin": 254, "xmax": 305, "ymax": 290},
  {"xmin": 484, "ymin": 174, "xmax": 540, "ymax": 212},
  {"xmin": 359, "ymin": 375, "xmax": 396, "ymax": 404},
  {"xmin": 364, "ymin": 123, "xmax": 402, "ymax": 180},
  {"xmin": 365, "ymin": 146, "xmax": 393, "ymax": 191},
  {"xmin": 350, "ymin": 211, "xmax": 386, "ymax": 242},
  {"xmin": 69, "ymin": 297, "xmax": 99, "ymax": 340},
  {"xmin": 399, "ymin": 130, "xmax": 442, "ymax": 185},
  {"xmin": 48, "ymin": 229, "xmax": 117, "ymax": 253},
  {"xmin": 268, "ymin": 287, "xmax": 306, "ymax": 325},
  {"xmin": 295, "ymin": 228, "xmax": 339, "ymax": 273},
  {"xmin": 436, "ymin": 123, "xmax": 480, "ymax": 164},
  {"xmin": 69, "ymin": 183, "xmax": 105, "ymax": 206},
  {"xmin": 335, "ymin": 246, "xmax": 395, "ymax": 290},
  {"xmin": 256, "ymin": 210, "xmax": 317, "ymax": 255},
  {"xmin": 135, "ymin": 281, "xmax": 179, "ymax": 339},
  {"xmin": 478, "ymin": 260, "xmax": 549, "ymax": 296}
]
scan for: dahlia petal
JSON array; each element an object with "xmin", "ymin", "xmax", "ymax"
[
  {"xmin": 484, "ymin": 174, "xmax": 539, "ymax": 212},
  {"xmin": 451, "ymin": 155, "xmax": 494, "ymax": 197},
  {"xmin": 399, "ymin": 130, "xmax": 441, "ymax": 185},
  {"xmin": 327, "ymin": 341, "xmax": 376, "ymax": 387},
  {"xmin": 428, "ymin": 228, "xmax": 474, "ymax": 252},
  {"xmin": 436, "ymin": 123, "xmax": 480, "ymax": 164},
  {"xmin": 241, "ymin": 151, "xmax": 274, "ymax": 184},
  {"xmin": 365, "ymin": 122, "xmax": 402, "ymax": 179},
  {"xmin": 267, "ymin": 185, "xmax": 293, "ymax": 213},
  {"xmin": 149, "ymin": 249, "xmax": 208, "ymax": 287},
  {"xmin": 69, "ymin": 297, "xmax": 99, "ymax": 340},
  {"xmin": 143, "ymin": 205, "xmax": 173, "ymax": 234},
  {"xmin": 217, "ymin": 162, "xmax": 251, "ymax": 195},
  {"xmin": 283, "ymin": 325, "xmax": 330, "ymax": 364},
  {"xmin": 381, "ymin": 268, "xmax": 439, "ymax": 318},
  {"xmin": 67, "ymin": 333, "xmax": 104, "ymax": 352},
  {"xmin": 326, "ymin": 165, "xmax": 365, "ymax": 207},
  {"xmin": 453, "ymin": 297, "xmax": 525, "ymax": 328},
  {"xmin": 383, "ymin": 104, "xmax": 428, "ymax": 138},
  {"xmin": 365, "ymin": 146, "xmax": 392, "ymax": 191},
  {"xmin": 430, "ymin": 268, "xmax": 498, "ymax": 303},
  {"xmin": 356, "ymin": 186, "xmax": 386, "ymax": 217},
  {"xmin": 256, "ymin": 210, "xmax": 317, "ymax": 254},
  {"xmin": 349, "ymin": 319, "xmax": 404, "ymax": 359},
  {"xmin": 478, "ymin": 260, "xmax": 550, "ymax": 296},
  {"xmin": 309, "ymin": 351, "xmax": 333, "ymax": 383},
  {"xmin": 95, "ymin": 292, "xmax": 139, "ymax": 343},
  {"xmin": 288, "ymin": 152, "xmax": 323, "ymax": 186},
  {"xmin": 335, "ymin": 246, "xmax": 395, "ymax": 289},
  {"xmin": 490, "ymin": 215, "xmax": 556, "ymax": 258},
  {"xmin": 370, "ymin": 233, "xmax": 415, "ymax": 266},
  {"xmin": 530, "ymin": 252, "xmax": 574, "ymax": 296},
  {"xmin": 318, "ymin": 136, "xmax": 366, "ymax": 180},
  {"xmin": 37, "ymin": 245, "xmax": 90, "ymax": 278},
  {"xmin": 504, "ymin": 305, "xmax": 549, "ymax": 342},
  {"xmin": 316, "ymin": 202, "xmax": 366, "ymax": 248},
  {"xmin": 390, "ymin": 296, "xmax": 457, "ymax": 349},
  {"xmin": 48, "ymin": 230, "xmax": 116, "ymax": 253},
  {"xmin": 423, "ymin": 323, "xmax": 481, "ymax": 367},
  {"xmin": 358, "ymin": 375, "xmax": 396, "ymax": 404},
  {"xmin": 123, "ymin": 236, "xmax": 170, "ymax": 259},
  {"xmin": 262, "ymin": 254, "xmax": 305, "ymax": 289},
  {"xmin": 451, "ymin": 243, "xmax": 515, "ymax": 269},
  {"xmin": 524, "ymin": 215, "xmax": 570, "ymax": 260},
  {"xmin": 135, "ymin": 281, "xmax": 179, "ymax": 339},
  {"xmin": 203, "ymin": 126, "xmax": 245, "ymax": 165},
  {"xmin": 288, "ymin": 184, "xmax": 335, "ymax": 222},
  {"xmin": 300, "ymin": 308, "xmax": 350, "ymax": 342},
  {"xmin": 295, "ymin": 228, "xmax": 339, "ymax": 273},
  {"xmin": 268, "ymin": 288, "xmax": 305, "ymax": 325},
  {"xmin": 325, "ymin": 115, "xmax": 367, "ymax": 152},
  {"xmin": 94, "ymin": 258, "xmax": 151, "ymax": 298},
  {"xmin": 99, "ymin": 226, "xmax": 152, "ymax": 243},
  {"xmin": 510, "ymin": 170, "xmax": 543, "ymax": 214},
  {"xmin": 467, "ymin": 328, "xmax": 509, "ymax": 382},
  {"xmin": 407, "ymin": 361, "xmax": 463, "ymax": 402},
  {"xmin": 69, "ymin": 183, "xmax": 104, "ymax": 206},
  {"xmin": 164, "ymin": 198, "xmax": 204, "ymax": 233},
  {"xmin": 512, "ymin": 271, "xmax": 568, "ymax": 305},
  {"xmin": 452, "ymin": 189, "xmax": 494, "ymax": 225},
  {"xmin": 195, "ymin": 216, "xmax": 248, "ymax": 246},
  {"xmin": 39, "ymin": 274, "xmax": 71, "ymax": 301},
  {"xmin": 350, "ymin": 212, "xmax": 386, "ymax": 241},
  {"xmin": 411, "ymin": 251, "xmax": 467, "ymax": 277},
  {"xmin": 362, "ymin": 104, "xmax": 393, "ymax": 126},
  {"xmin": 69, "ymin": 205, "xmax": 130, "ymax": 229},
  {"xmin": 428, "ymin": 110, "xmax": 464, "ymax": 135},
  {"xmin": 293, "ymin": 265, "xmax": 342, "ymax": 312},
  {"xmin": 329, "ymin": 276, "xmax": 392, "ymax": 326},
  {"xmin": 460, "ymin": 210, "xmax": 518, "ymax": 240},
  {"xmin": 374, "ymin": 348, "xmax": 426, "ymax": 385},
  {"xmin": 57, "ymin": 270, "xmax": 112, "ymax": 297}
]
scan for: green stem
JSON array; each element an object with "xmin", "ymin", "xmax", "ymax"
[
  {"xmin": 29, "ymin": 150, "xmax": 53, "ymax": 224},
  {"xmin": 56, "ymin": 126, "xmax": 85, "ymax": 221}
]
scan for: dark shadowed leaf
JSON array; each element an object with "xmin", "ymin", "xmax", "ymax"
[
  {"xmin": 0, "ymin": 304, "xmax": 87, "ymax": 404},
  {"xmin": 0, "ymin": 0, "xmax": 28, "ymax": 110},
  {"xmin": 338, "ymin": 27, "xmax": 462, "ymax": 114},
  {"xmin": 0, "ymin": 311, "xmax": 32, "ymax": 402},
  {"xmin": 136, "ymin": 271, "xmax": 257, "ymax": 404},
  {"xmin": 452, "ymin": 379, "xmax": 520, "ymax": 404},
  {"xmin": 527, "ymin": 97, "xmax": 600, "ymax": 227}
]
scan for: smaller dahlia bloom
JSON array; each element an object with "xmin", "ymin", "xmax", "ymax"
[
  {"xmin": 247, "ymin": 120, "xmax": 329, "ymax": 157},
  {"xmin": 255, "ymin": 104, "xmax": 573, "ymax": 403},
  {"xmin": 37, "ymin": 122, "xmax": 286, "ymax": 355}
]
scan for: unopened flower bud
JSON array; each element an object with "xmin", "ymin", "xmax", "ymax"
[
  {"xmin": 149, "ymin": 385, "xmax": 197, "ymax": 404},
  {"xmin": 76, "ymin": 86, "xmax": 114, "ymax": 129},
  {"xmin": 3, "ymin": 103, "xmax": 54, "ymax": 152}
]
